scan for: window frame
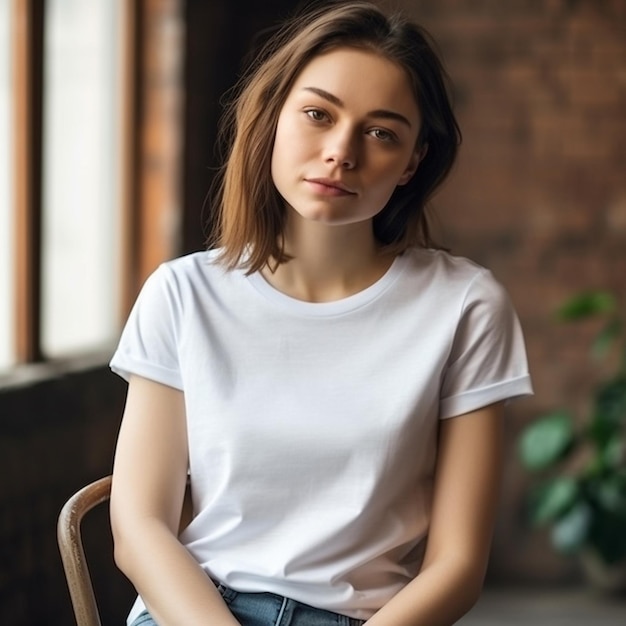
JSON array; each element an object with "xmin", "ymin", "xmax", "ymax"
[
  {"xmin": 13, "ymin": 0, "xmax": 44, "ymax": 363},
  {"xmin": 8, "ymin": 0, "xmax": 183, "ymax": 370}
]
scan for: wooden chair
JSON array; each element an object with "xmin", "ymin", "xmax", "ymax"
[
  {"xmin": 58, "ymin": 475, "xmax": 113, "ymax": 626},
  {"xmin": 58, "ymin": 475, "xmax": 193, "ymax": 626}
]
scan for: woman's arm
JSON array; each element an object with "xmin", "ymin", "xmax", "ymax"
[
  {"xmin": 365, "ymin": 401, "xmax": 505, "ymax": 626},
  {"xmin": 110, "ymin": 375, "xmax": 241, "ymax": 626}
]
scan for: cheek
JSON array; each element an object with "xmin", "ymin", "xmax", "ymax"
[
  {"xmin": 273, "ymin": 125, "xmax": 314, "ymax": 181},
  {"xmin": 369, "ymin": 159, "xmax": 411, "ymax": 190},
  {"xmin": 278, "ymin": 108, "xmax": 317, "ymax": 148},
  {"xmin": 271, "ymin": 119, "xmax": 302, "ymax": 190}
]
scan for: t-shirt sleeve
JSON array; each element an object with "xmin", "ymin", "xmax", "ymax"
[
  {"xmin": 439, "ymin": 269, "xmax": 533, "ymax": 418},
  {"xmin": 109, "ymin": 264, "xmax": 183, "ymax": 390}
]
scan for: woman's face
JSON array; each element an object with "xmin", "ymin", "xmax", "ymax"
[{"xmin": 271, "ymin": 47, "xmax": 422, "ymax": 229}]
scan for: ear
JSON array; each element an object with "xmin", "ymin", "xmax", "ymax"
[{"xmin": 397, "ymin": 143, "xmax": 428, "ymax": 186}]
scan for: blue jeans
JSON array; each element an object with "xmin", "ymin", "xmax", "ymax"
[{"xmin": 130, "ymin": 583, "xmax": 366, "ymax": 626}]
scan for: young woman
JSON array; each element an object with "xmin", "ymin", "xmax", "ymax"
[{"xmin": 109, "ymin": 2, "xmax": 533, "ymax": 625}]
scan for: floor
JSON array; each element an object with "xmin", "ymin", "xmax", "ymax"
[{"xmin": 457, "ymin": 587, "xmax": 626, "ymax": 625}]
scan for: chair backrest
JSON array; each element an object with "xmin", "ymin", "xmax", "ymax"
[
  {"xmin": 57, "ymin": 475, "xmax": 113, "ymax": 626},
  {"xmin": 58, "ymin": 475, "xmax": 194, "ymax": 626}
]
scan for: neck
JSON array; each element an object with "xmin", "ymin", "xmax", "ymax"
[{"xmin": 262, "ymin": 212, "xmax": 395, "ymax": 303}]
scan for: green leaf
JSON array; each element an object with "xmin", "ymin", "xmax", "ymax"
[
  {"xmin": 519, "ymin": 411, "xmax": 575, "ymax": 470},
  {"xmin": 592, "ymin": 318, "xmax": 622, "ymax": 359},
  {"xmin": 595, "ymin": 478, "xmax": 626, "ymax": 514},
  {"xmin": 529, "ymin": 477, "xmax": 579, "ymax": 525},
  {"xmin": 594, "ymin": 375, "xmax": 626, "ymax": 426},
  {"xmin": 601, "ymin": 436, "xmax": 625, "ymax": 470},
  {"xmin": 557, "ymin": 291, "xmax": 616, "ymax": 321},
  {"xmin": 551, "ymin": 502, "xmax": 591, "ymax": 553},
  {"xmin": 588, "ymin": 414, "xmax": 617, "ymax": 451}
]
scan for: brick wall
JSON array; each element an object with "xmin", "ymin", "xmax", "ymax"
[{"xmin": 406, "ymin": 0, "xmax": 626, "ymax": 581}]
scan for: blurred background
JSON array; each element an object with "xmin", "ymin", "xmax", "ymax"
[{"xmin": 1, "ymin": 0, "xmax": 625, "ymax": 624}]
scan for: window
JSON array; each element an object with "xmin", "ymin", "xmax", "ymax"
[
  {"xmin": 41, "ymin": 0, "xmax": 123, "ymax": 356},
  {"xmin": 3, "ymin": 0, "xmax": 183, "ymax": 374}
]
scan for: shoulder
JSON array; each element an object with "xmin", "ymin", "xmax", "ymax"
[
  {"xmin": 403, "ymin": 247, "xmax": 486, "ymax": 279},
  {"xmin": 396, "ymin": 249, "xmax": 521, "ymax": 345},
  {"xmin": 402, "ymin": 247, "xmax": 506, "ymax": 305},
  {"xmin": 156, "ymin": 249, "xmax": 223, "ymax": 279},
  {"xmin": 128, "ymin": 250, "xmax": 239, "ymax": 319},
  {"xmin": 146, "ymin": 249, "xmax": 233, "ymax": 292},
  {"xmin": 404, "ymin": 247, "xmax": 486, "ymax": 277}
]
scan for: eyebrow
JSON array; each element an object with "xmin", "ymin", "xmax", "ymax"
[{"xmin": 302, "ymin": 87, "xmax": 413, "ymax": 128}]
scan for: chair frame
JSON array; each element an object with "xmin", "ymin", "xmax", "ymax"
[
  {"xmin": 58, "ymin": 474, "xmax": 193, "ymax": 626},
  {"xmin": 58, "ymin": 475, "xmax": 112, "ymax": 626}
]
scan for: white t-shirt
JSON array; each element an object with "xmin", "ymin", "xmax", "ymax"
[{"xmin": 110, "ymin": 247, "xmax": 532, "ymax": 622}]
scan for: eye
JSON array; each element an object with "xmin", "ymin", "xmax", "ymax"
[
  {"xmin": 304, "ymin": 108, "xmax": 329, "ymax": 123},
  {"xmin": 368, "ymin": 128, "xmax": 398, "ymax": 143}
]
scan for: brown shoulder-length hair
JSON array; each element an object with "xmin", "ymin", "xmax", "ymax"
[{"xmin": 209, "ymin": 0, "xmax": 461, "ymax": 274}]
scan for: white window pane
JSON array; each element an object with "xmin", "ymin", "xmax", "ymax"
[
  {"xmin": 41, "ymin": 0, "xmax": 122, "ymax": 357},
  {"xmin": 0, "ymin": 0, "xmax": 15, "ymax": 370}
]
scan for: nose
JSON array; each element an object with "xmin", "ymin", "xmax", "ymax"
[{"xmin": 323, "ymin": 126, "xmax": 358, "ymax": 170}]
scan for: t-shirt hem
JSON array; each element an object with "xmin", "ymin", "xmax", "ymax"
[
  {"xmin": 126, "ymin": 596, "xmax": 145, "ymax": 626},
  {"xmin": 439, "ymin": 374, "xmax": 533, "ymax": 419},
  {"xmin": 110, "ymin": 356, "xmax": 184, "ymax": 390}
]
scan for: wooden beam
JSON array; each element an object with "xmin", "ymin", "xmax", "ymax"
[
  {"xmin": 119, "ymin": 0, "xmax": 141, "ymax": 319},
  {"xmin": 13, "ymin": 0, "xmax": 44, "ymax": 362},
  {"xmin": 136, "ymin": 0, "xmax": 184, "ymax": 287}
]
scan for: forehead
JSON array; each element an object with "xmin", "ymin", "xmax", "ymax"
[{"xmin": 288, "ymin": 47, "xmax": 419, "ymax": 119}]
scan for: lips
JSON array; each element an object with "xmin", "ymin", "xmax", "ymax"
[{"xmin": 305, "ymin": 178, "xmax": 356, "ymax": 195}]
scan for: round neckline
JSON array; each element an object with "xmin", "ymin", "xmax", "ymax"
[{"xmin": 245, "ymin": 253, "xmax": 409, "ymax": 317}]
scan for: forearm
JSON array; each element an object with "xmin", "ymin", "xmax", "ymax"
[
  {"xmin": 364, "ymin": 557, "xmax": 483, "ymax": 626},
  {"xmin": 114, "ymin": 519, "xmax": 240, "ymax": 626},
  {"xmin": 366, "ymin": 405, "xmax": 503, "ymax": 625}
]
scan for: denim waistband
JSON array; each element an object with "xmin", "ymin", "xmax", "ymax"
[{"xmin": 213, "ymin": 581, "xmax": 366, "ymax": 626}]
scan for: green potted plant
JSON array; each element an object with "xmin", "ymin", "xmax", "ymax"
[{"xmin": 518, "ymin": 291, "xmax": 626, "ymax": 593}]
